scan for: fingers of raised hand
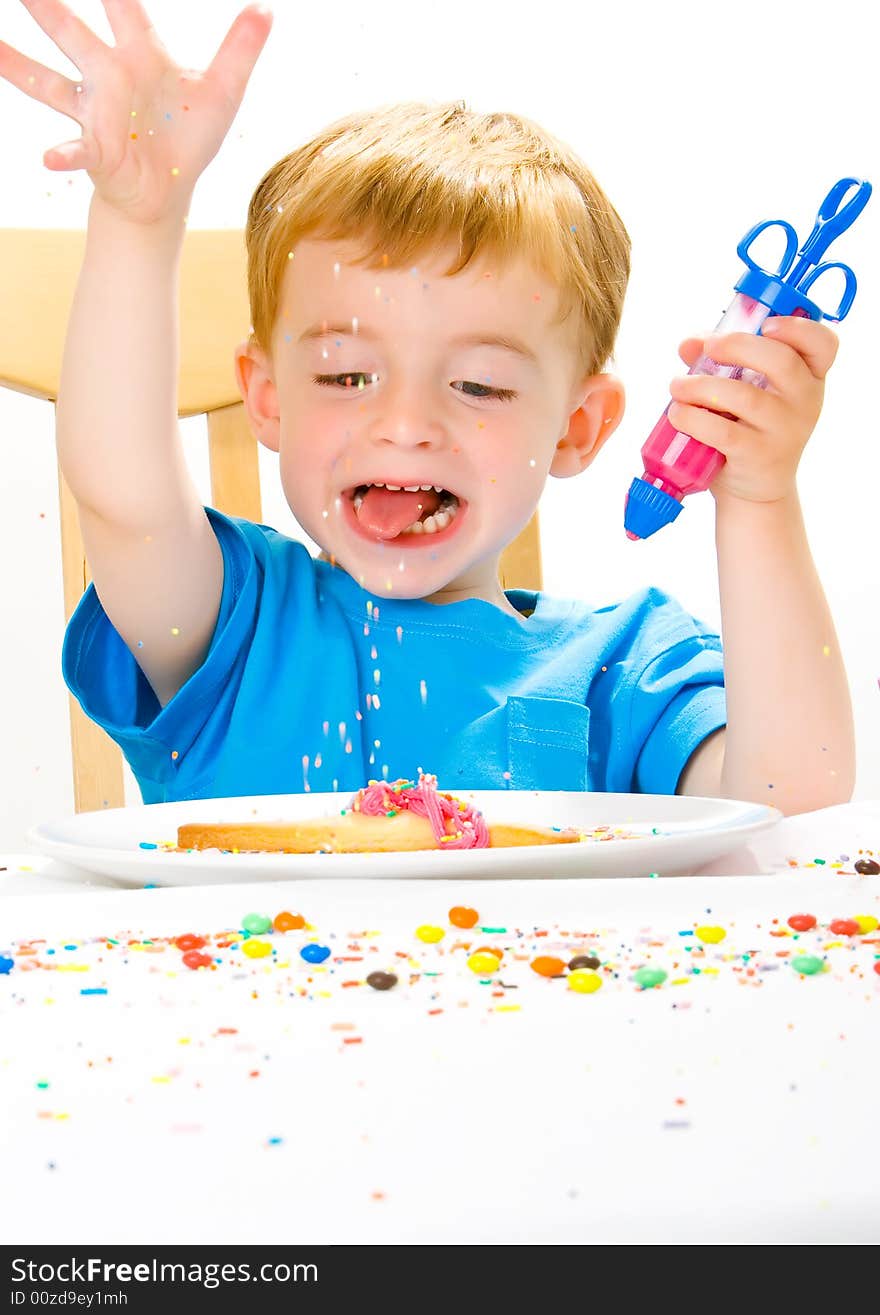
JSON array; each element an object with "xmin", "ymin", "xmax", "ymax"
[
  {"xmin": 205, "ymin": 4, "xmax": 273, "ymax": 112},
  {"xmin": 100, "ymin": 0, "xmax": 157, "ymax": 47},
  {"xmin": 18, "ymin": 0, "xmax": 109, "ymax": 72},
  {"xmin": 0, "ymin": 36, "xmax": 84, "ymax": 121}
]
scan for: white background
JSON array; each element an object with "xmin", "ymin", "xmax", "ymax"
[{"xmin": 1, "ymin": 0, "xmax": 877, "ymax": 849}]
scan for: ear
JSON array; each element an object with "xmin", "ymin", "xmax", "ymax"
[
  {"xmin": 549, "ymin": 374, "xmax": 626, "ymax": 479},
  {"xmin": 233, "ymin": 340, "xmax": 282, "ymax": 454}
]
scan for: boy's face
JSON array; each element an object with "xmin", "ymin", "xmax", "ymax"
[{"xmin": 237, "ymin": 238, "xmax": 623, "ymax": 610}]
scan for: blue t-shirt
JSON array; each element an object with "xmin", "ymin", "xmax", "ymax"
[{"xmin": 61, "ymin": 508, "xmax": 727, "ymax": 803}]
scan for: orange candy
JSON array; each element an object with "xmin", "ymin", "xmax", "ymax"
[
  {"xmin": 273, "ymin": 911, "xmax": 306, "ymax": 932},
  {"xmin": 449, "ymin": 905, "xmax": 479, "ymax": 929},
  {"xmin": 531, "ymin": 955, "xmax": 566, "ymax": 978}
]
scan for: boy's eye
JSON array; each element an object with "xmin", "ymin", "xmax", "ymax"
[
  {"xmin": 451, "ymin": 381, "xmax": 517, "ymax": 401},
  {"xmin": 312, "ymin": 372, "xmax": 373, "ymax": 390},
  {"xmin": 312, "ymin": 373, "xmax": 516, "ymax": 401}
]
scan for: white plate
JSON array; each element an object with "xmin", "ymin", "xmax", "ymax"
[{"xmin": 26, "ymin": 790, "xmax": 782, "ymax": 885}]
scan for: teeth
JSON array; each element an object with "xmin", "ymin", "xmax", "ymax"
[{"xmin": 400, "ymin": 499, "xmax": 459, "ymax": 535}]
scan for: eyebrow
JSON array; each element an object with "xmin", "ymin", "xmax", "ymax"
[{"xmin": 298, "ymin": 322, "xmax": 541, "ymax": 366}]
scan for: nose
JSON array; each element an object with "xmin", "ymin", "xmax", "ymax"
[{"xmin": 366, "ymin": 376, "xmax": 448, "ymax": 450}]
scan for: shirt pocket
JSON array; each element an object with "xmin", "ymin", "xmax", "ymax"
[{"xmin": 505, "ymin": 695, "xmax": 591, "ymax": 792}]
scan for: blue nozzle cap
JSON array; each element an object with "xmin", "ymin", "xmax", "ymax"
[{"xmin": 624, "ymin": 477, "xmax": 683, "ymax": 540}]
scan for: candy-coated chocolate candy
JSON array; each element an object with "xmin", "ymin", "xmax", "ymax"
[
  {"xmin": 242, "ymin": 939, "xmax": 272, "ymax": 959},
  {"xmin": 568, "ymin": 954, "xmax": 600, "ymax": 970},
  {"xmin": 568, "ymin": 969, "xmax": 602, "ymax": 994},
  {"xmin": 300, "ymin": 943, "xmax": 331, "ymax": 964},
  {"xmin": 366, "ymin": 971, "xmax": 398, "ymax": 991},
  {"xmin": 530, "ymin": 955, "xmax": 566, "ymax": 978},
  {"xmin": 787, "ymin": 913, "xmax": 816, "ymax": 932},
  {"xmin": 633, "ymin": 967, "xmax": 667, "ymax": 989},
  {"xmin": 854, "ymin": 858, "xmax": 880, "ymax": 875},
  {"xmin": 467, "ymin": 952, "xmax": 501, "ymax": 975},
  {"xmin": 829, "ymin": 918, "xmax": 860, "ymax": 937},
  {"xmin": 182, "ymin": 950, "xmax": 213, "ymax": 970},
  {"xmin": 175, "ymin": 933, "xmax": 207, "ymax": 952},
  {"xmin": 273, "ymin": 911, "xmax": 306, "ymax": 932},
  {"xmin": 241, "ymin": 912, "xmax": 273, "ymax": 935},
  {"xmin": 854, "ymin": 915, "xmax": 879, "ymax": 934},
  {"xmin": 415, "ymin": 924, "xmax": 445, "ymax": 944},
  {"xmin": 791, "ymin": 955, "xmax": 824, "ymax": 975},
  {"xmin": 449, "ymin": 906, "xmax": 479, "ymax": 929},
  {"xmin": 695, "ymin": 925, "xmax": 726, "ymax": 944}
]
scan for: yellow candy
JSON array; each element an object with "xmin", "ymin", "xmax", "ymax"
[
  {"xmin": 467, "ymin": 951, "xmax": 501, "ymax": 975},
  {"xmin": 854, "ymin": 915, "xmax": 879, "ymax": 934},
  {"xmin": 568, "ymin": 969, "xmax": 602, "ymax": 994},
  {"xmin": 415, "ymin": 924, "xmax": 446, "ymax": 944},
  {"xmin": 242, "ymin": 939, "xmax": 272, "ymax": 959},
  {"xmin": 695, "ymin": 924, "xmax": 726, "ymax": 944}
]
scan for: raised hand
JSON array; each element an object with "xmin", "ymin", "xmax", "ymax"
[{"xmin": 0, "ymin": 0, "xmax": 273, "ymax": 225}]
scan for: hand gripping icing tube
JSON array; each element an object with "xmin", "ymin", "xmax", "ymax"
[{"xmin": 623, "ymin": 178, "xmax": 872, "ymax": 541}]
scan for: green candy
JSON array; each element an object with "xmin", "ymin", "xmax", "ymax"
[
  {"xmin": 241, "ymin": 911, "xmax": 273, "ymax": 936},
  {"xmin": 633, "ymin": 967, "xmax": 667, "ymax": 989},
  {"xmin": 791, "ymin": 955, "xmax": 824, "ymax": 976}
]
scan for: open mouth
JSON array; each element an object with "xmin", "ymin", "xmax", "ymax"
[{"xmin": 342, "ymin": 481, "xmax": 466, "ymax": 545}]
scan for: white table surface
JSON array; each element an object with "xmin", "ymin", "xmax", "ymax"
[{"xmin": 1, "ymin": 800, "xmax": 878, "ymax": 1245}]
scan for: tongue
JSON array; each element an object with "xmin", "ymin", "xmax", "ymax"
[{"xmin": 355, "ymin": 486, "xmax": 442, "ymax": 539}]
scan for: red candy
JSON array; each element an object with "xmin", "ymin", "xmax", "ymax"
[
  {"xmin": 874, "ymin": 962, "xmax": 880, "ymax": 978},
  {"xmin": 787, "ymin": 914, "xmax": 816, "ymax": 932},
  {"xmin": 829, "ymin": 918, "xmax": 860, "ymax": 937},
  {"xmin": 175, "ymin": 933, "xmax": 207, "ymax": 951},
  {"xmin": 182, "ymin": 950, "xmax": 213, "ymax": 970}
]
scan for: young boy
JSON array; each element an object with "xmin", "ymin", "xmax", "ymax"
[{"xmin": 1, "ymin": 2, "xmax": 855, "ymax": 815}]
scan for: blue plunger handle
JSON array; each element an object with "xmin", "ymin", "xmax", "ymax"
[{"xmin": 787, "ymin": 178, "xmax": 872, "ymax": 287}]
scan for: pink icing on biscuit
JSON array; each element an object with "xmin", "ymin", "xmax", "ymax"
[{"xmin": 348, "ymin": 772, "xmax": 489, "ymax": 850}]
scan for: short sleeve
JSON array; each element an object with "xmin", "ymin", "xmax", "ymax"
[
  {"xmin": 631, "ymin": 636, "xmax": 727, "ymax": 795},
  {"xmin": 61, "ymin": 508, "xmax": 259, "ymax": 795}
]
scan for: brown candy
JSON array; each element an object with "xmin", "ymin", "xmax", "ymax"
[
  {"xmin": 568, "ymin": 954, "xmax": 601, "ymax": 971},
  {"xmin": 854, "ymin": 858, "xmax": 880, "ymax": 875},
  {"xmin": 366, "ymin": 970, "xmax": 398, "ymax": 991}
]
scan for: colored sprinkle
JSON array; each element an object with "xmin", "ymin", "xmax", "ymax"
[
  {"xmin": 787, "ymin": 913, "xmax": 816, "ymax": 932},
  {"xmin": 695, "ymin": 925, "xmax": 726, "ymax": 944},
  {"xmin": 530, "ymin": 955, "xmax": 566, "ymax": 978},
  {"xmin": 241, "ymin": 912, "xmax": 273, "ymax": 936},
  {"xmin": 449, "ymin": 906, "xmax": 479, "ymax": 929},
  {"xmin": 138, "ymin": 842, "xmax": 158, "ymax": 850},
  {"xmin": 300, "ymin": 944, "xmax": 331, "ymax": 964},
  {"xmin": 415, "ymin": 925, "xmax": 445, "ymax": 944},
  {"xmin": 79, "ymin": 988, "xmax": 108, "ymax": 996},
  {"xmin": 242, "ymin": 940, "xmax": 272, "ymax": 960},
  {"xmin": 366, "ymin": 971, "xmax": 398, "ymax": 991},
  {"xmin": 633, "ymin": 968, "xmax": 667, "ymax": 990},
  {"xmin": 791, "ymin": 955, "xmax": 824, "ymax": 976},
  {"xmin": 273, "ymin": 911, "xmax": 306, "ymax": 932},
  {"xmin": 568, "ymin": 969, "xmax": 602, "ymax": 994},
  {"xmin": 480, "ymin": 926, "xmax": 507, "ymax": 934}
]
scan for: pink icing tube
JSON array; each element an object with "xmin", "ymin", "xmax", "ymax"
[{"xmin": 349, "ymin": 772, "xmax": 490, "ymax": 849}]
